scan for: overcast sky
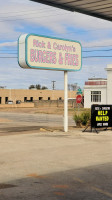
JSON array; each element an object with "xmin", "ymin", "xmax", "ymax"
[{"xmin": 0, "ymin": 0, "xmax": 112, "ymax": 90}]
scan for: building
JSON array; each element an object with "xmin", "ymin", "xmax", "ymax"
[
  {"xmin": 84, "ymin": 64, "xmax": 112, "ymax": 108},
  {"xmin": 84, "ymin": 78, "xmax": 107, "ymax": 108},
  {"xmin": 0, "ymin": 88, "xmax": 76, "ymax": 105}
]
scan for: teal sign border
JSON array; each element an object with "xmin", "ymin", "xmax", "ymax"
[{"xmin": 18, "ymin": 33, "xmax": 82, "ymax": 71}]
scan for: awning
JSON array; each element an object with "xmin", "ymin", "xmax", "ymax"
[{"xmin": 31, "ymin": 0, "xmax": 112, "ymax": 22}]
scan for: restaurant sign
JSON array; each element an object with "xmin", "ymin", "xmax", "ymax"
[{"xmin": 18, "ymin": 34, "xmax": 82, "ymax": 71}]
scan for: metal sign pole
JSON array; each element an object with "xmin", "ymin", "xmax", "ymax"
[{"xmin": 64, "ymin": 71, "xmax": 68, "ymax": 132}]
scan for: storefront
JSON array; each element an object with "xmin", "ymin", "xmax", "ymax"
[{"xmin": 84, "ymin": 64, "xmax": 112, "ymax": 108}]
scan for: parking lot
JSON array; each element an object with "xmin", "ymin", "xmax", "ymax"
[
  {"xmin": 0, "ymin": 111, "xmax": 75, "ymax": 135},
  {"xmin": 0, "ymin": 111, "xmax": 112, "ymax": 200}
]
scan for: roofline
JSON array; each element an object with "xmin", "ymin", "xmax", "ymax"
[
  {"xmin": 31, "ymin": 0, "xmax": 112, "ymax": 22},
  {"xmin": 88, "ymin": 78, "xmax": 107, "ymax": 80}
]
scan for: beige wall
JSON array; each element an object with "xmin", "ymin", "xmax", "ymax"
[
  {"xmin": 0, "ymin": 89, "xmax": 76, "ymax": 105},
  {"xmin": 0, "ymin": 103, "xmax": 34, "ymax": 108}
]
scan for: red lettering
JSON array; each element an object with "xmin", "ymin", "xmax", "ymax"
[
  {"xmin": 65, "ymin": 53, "xmax": 79, "ymax": 66},
  {"xmin": 30, "ymin": 49, "xmax": 34, "ymax": 62},
  {"xmin": 30, "ymin": 49, "xmax": 57, "ymax": 64}
]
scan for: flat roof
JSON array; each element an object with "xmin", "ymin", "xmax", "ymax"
[
  {"xmin": 31, "ymin": 0, "xmax": 112, "ymax": 22},
  {"xmin": 88, "ymin": 78, "xmax": 107, "ymax": 80}
]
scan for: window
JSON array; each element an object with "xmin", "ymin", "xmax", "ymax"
[
  {"xmin": 24, "ymin": 97, "xmax": 27, "ymax": 102},
  {"xmin": 30, "ymin": 97, "xmax": 33, "ymax": 102},
  {"xmin": 39, "ymin": 97, "xmax": 43, "ymax": 100},
  {"xmin": 0, "ymin": 97, "xmax": 2, "ymax": 104},
  {"xmin": 48, "ymin": 97, "xmax": 50, "ymax": 100},
  {"xmin": 59, "ymin": 97, "xmax": 62, "ymax": 100},
  {"xmin": 5, "ymin": 97, "xmax": 8, "ymax": 104},
  {"xmin": 91, "ymin": 91, "xmax": 101, "ymax": 102}
]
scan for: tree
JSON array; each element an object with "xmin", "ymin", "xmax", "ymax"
[
  {"xmin": 68, "ymin": 83, "xmax": 79, "ymax": 91},
  {"xmin": 68, "ymin": 84, "xmax": 71, "ymax": 91},
  {"xmin": 29, "ymin": 84, "xmax": 48, "ymax": 90},
  {"xmin": 29, "ymin": 85, "xmax": 35, "ymax": 89},
  {"xmin": 41, "ymin": 86, "xmax": 48, "ymax": 90},
  {"xmin": 36, "ymin": 84, "xmax": 41, "ymax": 90}
]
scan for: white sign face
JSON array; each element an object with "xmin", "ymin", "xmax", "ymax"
[{"xmin": 18, "ymin": 34, "xmax": 82, "ymax": 71}]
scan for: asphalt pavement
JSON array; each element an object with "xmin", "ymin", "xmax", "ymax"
[
  {"xmin": 0, "ymin": 128, "xmax": 112, "ymax": 200},
  {"xmin": 0, "ymin": 112, "xmax": 75, "ymax": 133}
]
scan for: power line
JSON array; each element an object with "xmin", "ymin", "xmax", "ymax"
[
  {"xmin": 1, "ymin": 44, "xmax": 112, "ymax": 51},
  {"xmin": 0, "ymin": 49, "xmax": 17, "ymax": 51},
  {"xmin": 0, "ymin": 53, "xmax": 17, "ymax": 54},
  {"xmin": 83, "ymin": 44, "xmax": 112, "ymax": 48},
  {"xmin": 0, "ymin": 11, "xmax": 72, "ymax": 23},
  {"xmin": 0, "ymin": 7, "xmax": 60, "ymax": 16},
  {"xmin": 0, "ymin": 13, "xmax": 112, "ymax": 34},
  {"xmin": 83, "ymin": 56, "xmax": 112, "ymax": 58},
  {"xmin": 1, "ymin": 46, "xmax": 112, "ymax": 54},
  {"xmin": 0, "ymin": 14, "xmax": 111, "ymax": 37},
  {"xmin": 0, "ymin": 7, "xmax": 112, "ymax": 34},
  {"xmin": 0, "ymin": 56, "xmax": 112, "ymax": 59},
  {"xmin": 66, "ymin": 28, "xmax": 112, "ymax": 35},
  {"xmin": 1, "ymin": 43, "xmax": 112, "ymax": 56},
  {"xmin": 83, "ymin": 49, "xmax": 112, "ymax": 52},
  {"xmin": 1, "ymin": 48, "xmax": 112, "ymax": 54},
  {"xmin": 0, "ymin": 8, "xmax": 63, "ymax": 20},
  {"xmin": 0, "ymin": 11, "xmax": 111, "ymax": 36},
  {"xmin": 1, "ymin": 46, "xmax": 112, "ymax": 51},
  {"xmin": 0, "ymin": 57, "xmax": 17, "ymax": 58},
  {"xmin": 0, "ymin": 5, "xmax": 112, "ymax": 36}
]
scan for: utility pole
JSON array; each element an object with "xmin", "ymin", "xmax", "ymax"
[{"xmin": 52, "ymin": 81, "xmax": 56, "ymax": 90}]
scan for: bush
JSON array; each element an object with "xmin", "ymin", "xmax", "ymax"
[
  {"xmin": 80, "ymin": 111, "xmax": 91, "ymax": 126},
  {"xmin": 73, "ymin": 114, "xmax": 82, "ymax": 127},
  {"xmin": 73, "ymin": 111, "xmax": 91, "ymax": 127}
]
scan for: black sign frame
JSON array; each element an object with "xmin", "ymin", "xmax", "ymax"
[{"xmin": 91, "ymin": 105, "xmax": 112, "ymax": 128}]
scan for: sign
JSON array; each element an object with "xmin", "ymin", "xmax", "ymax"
[
  {"xmin": 77, "ymin": 88, "xmax": 83, "ymax": 94},
  {"xmin": 76, "ymin": 95, "xmax": 82, "ymax": 103},
  {"xmin": 18, "ymin": 34, "xmax": 82, "ymax": 71},
  {"xmin": 91, "ymin": 105, "xmax": 112, "ymax": 128}
]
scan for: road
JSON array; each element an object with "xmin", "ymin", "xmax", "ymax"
[
  {"xmin": 0, "ymin": 112, "xmax": 75, "ymax": 133},
  {"xmin": 0, "ymin": 130, "xmax": 112, "ymax": 200}
]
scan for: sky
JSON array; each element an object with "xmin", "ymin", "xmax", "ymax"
[{"xmin": 0, "ymin": 0, "xmax": 112, "ymax": 90}]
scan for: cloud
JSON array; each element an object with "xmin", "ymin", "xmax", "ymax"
[
  {"xmin": 0, "ymin": 41, "xmax": 17, "ymax": 48},
  {"xmin": 1, "ymin": 0, "xmax": 112, "ymax": 41},
  {"xmin": 1, "ymin": 37, "xmax": 112, "ymax": 51},
  {"xmin": 82, "ymin": 38, "xmax": 112, "ymax": 47},
  {"xmin": 0, "ymin": 0, "xmax": 112, "ymax": 89}
]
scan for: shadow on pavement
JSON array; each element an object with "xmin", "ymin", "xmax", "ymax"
[{"xmin": 0, "ymin": 162, "xmax": 112, "ymax": 200}]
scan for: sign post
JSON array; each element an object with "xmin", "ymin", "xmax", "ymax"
[
  {"xmin": 18, "ymin": 34, "xmax": 82, "ymax": 132},
  {"xmin": 76, "ymin": 94, "xmax": 82, "ymax": 112},
  {"xmin": 64, "ymin": 71, "xmax": 68, "ymax": 132}
]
